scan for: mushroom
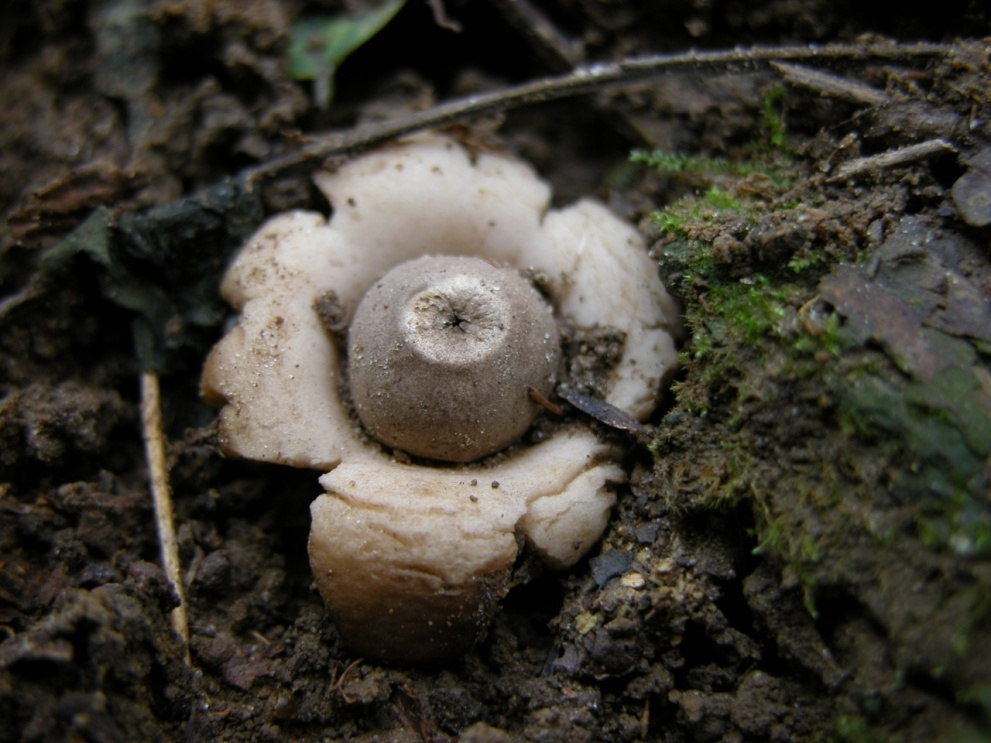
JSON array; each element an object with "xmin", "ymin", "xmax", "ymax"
[
  {"xmin": 348, "ymin": 254, "xmax": 560, "ymax": 463},
  {"xmin": 201, "ymin": 134, "xmax": 680, "ymax": 662}
]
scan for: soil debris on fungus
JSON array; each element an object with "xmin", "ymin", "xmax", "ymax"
[{"xmin": 1, "ymin": 2, "xmax": 990, "ymax": 740}]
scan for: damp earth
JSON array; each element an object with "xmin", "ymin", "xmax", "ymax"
[{"xmin": 1, "ymin": 1, "xmax": 990, "ymax": 741}]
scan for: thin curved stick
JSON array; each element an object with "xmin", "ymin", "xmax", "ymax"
[
  {"xmin": 246, "ymin": 40, "xmax": 955, "ymax": 183},
  {"xmin": 140, "ymin": 370, "xmax": 191, "ymax": 665}
]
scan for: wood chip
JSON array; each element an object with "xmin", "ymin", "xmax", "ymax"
[{"xmin": 556, "ymin": 384, "xmax": 650, "ymax": 436}]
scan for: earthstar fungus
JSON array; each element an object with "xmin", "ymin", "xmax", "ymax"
[
  {"xmin": 201, "ymin": 134, "xmax": 680, "ymax": 662},
  {"xmin": 348, "ymin": 254, "xmax": 560, "ymax": 463}
]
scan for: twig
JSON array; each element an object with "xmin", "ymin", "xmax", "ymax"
[
  {"xmin": 484, "ymin": 0, "xmax": 652, "ymax": 147},
  {"xmin": 246, "ymin": 40, "xmax": 954, "ymax": 185},
  {"xmin": 139, "ymin": 370, "xmax": 191, "ymax": 664},
  {"xmin": 424, "ymin": 0, "xmax": 462, "ymax": 32},
  {"xmin": 486, "ymin": 0, "xmax": 583, "ymax": 69},
  {"xmin": 829, "ymin": 138, "xmax": 957, "ymax": 181},
  {"xmin": 528, "ymin": 385, "xmax": 564, "ymax": 416},
  {"xmin": 770, "ymin": 61, "xmax": 892, "ymax": 105},
  {"xmin": 327, "ymin": 657, "xmax": 363, "ymax": 702},
  {"xmin": 0, "ymin": 277, "xmax": 45, "ymax": 321}
]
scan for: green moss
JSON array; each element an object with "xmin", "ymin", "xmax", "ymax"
[
  {"xmin": 918, "ymin": 492, "xmax": 991, "ymax": 558},
  {"xmin": 706, "ymin": 276, "xmax": 788, "ymax": 347},
  {"xmin": 828, "ymin": 714, "xmax": 873, "ymax": 743},
  {"xmin": 630, "ymin": 149, "xmax": 786, "ymax": 181},
  {"xmin": 751, "ymin": 518, "xmax": 786, "ymax": 556},
  {"xmin": 750, "ymin": 494, "xmax": 824, "ymax": 618},
  {"xmin": 630, "ymin": 139, "xmax": 794, "ymax": 184},
  {"xmin": 648, "ymin": 185, "xmax": 754, "ymax": 240},
  {"xmin": 787, "ymin": 249, "xmax": 831, "ymax": 274},
  {"xmin": 792, "ymin": 311, "xmax": 848, "ymax": 358},
  {"xmin": 759, "ymin": 84, "xmax": 788, "ymax": 149}
]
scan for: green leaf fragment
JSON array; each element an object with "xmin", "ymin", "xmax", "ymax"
[{"xmin": 288, "ymin": 0, "xmax": 406, "ymax": 108}]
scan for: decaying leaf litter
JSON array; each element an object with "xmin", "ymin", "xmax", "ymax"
[{"xmin": 1, "ymin": 1, "xmax": 990, "ymax": 740}]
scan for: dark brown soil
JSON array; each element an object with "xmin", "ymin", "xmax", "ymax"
[{"xmin": 2, "ymin": 2, "xmax": 990, "ymax": 741}]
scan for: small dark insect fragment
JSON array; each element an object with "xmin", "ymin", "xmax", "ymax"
[{"xmin": 556, "ymin": 384, "xmax": 649, "ymax": 436}]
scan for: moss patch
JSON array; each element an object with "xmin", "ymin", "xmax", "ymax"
[{"xmin": 638, "ymin": 141, "xmax": 991, "ymax": 737}]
